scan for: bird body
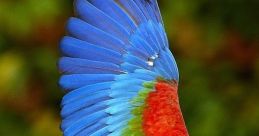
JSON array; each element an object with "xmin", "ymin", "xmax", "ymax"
[{"xmin": 59, "ymin": 0, "xmax": 188, "ymax": 135}]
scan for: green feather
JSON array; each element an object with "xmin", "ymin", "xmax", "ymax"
[{"xmin": 122, "ymin": 81, "xmax": 155, "ymax": 136}]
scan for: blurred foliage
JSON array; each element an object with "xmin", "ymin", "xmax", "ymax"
[{"xmin": 0, "ymin": 0, "xmax": 258, "ymax": 136}]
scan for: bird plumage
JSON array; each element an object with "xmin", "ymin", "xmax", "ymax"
[{"xmin": 59, "ymin": 0, "xmax": 187, "ymax": 135}]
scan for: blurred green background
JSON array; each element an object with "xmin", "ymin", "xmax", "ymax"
[{"xmin": 0, "ymin": 0, "xmax": 258, "ymax": 136}]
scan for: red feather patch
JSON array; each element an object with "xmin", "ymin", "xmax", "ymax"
[{"xmin": 143, "ymin": 81, "xmax": 189, "ymax": 136}]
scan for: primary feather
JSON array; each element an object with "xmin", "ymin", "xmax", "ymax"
[{"xmin": 59, "ymin": 0, "xmax": 187, "ymax": 136}]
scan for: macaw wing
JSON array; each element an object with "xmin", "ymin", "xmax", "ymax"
[{"xmin": 58, "ymin": 0, "xmax": 179, "ymax": 135}]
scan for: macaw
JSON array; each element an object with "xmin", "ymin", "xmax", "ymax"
[{"xmin": 58, "ymin": 0, "xmax": 189, "ymax": 136}]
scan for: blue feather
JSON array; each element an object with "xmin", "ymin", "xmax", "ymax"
[
  {"xmin": 59, "ymin": 74, "xmax": 115, "ymax": 90},
  {"xmin": 88, "ymin": 0, "xmax": 137, "ymax": 32},
  {"xmin": 59, "ymin": 57, "xmax": 123, "ymax": 74},
  {"xmin": 165, "ymin": 48, "xmax": 179, "ymax": 80},
  {"xmin": 114, "ymin": 0, "xmax": 147, "ymax": 25},
  {"xmin": 108, "ymin": 129, "xmax": 121, "ymax": 136},
  {"xmin": 120, "ymin": 62, "xmax": 143, "ymax": 72},
  {"xmin": 123, "ymin": 54, "xmax": 149, "ymax": 69},
  {"xmin": 76, "ymin": 118, "xmax": 107, "ymax": 136},
  {"xmin": 106, "ymin": 98, "xmax": 130, "ymax": 106},
  {"xmin": 153, "ymin": 22, "xmax": 167, "ymax": 48},
  {"xmin": 130, "ymin": 34, "xmax": 156, "ymax": 56},
  {"xmin": 159, "ymin": 23, "xmax": 169, "ymax": 47},
  {"xmin": 66, "ymin": 17, "xmax": 126, "ymax": 53},
  {"xmin": 60, "ymin": 36, "xmax": 123, "ymax": 64},
  {"xmin": 61, "ymin": 101, "xmax": 107, "ymax": 130},
  {"xmin": 61, "ymin": 91, "xmax": 109, "ymax": 117},
  {"xmin": 132, "ymin": 0, "xmax": 162, "ymax": 24},
  {"xmin": 146, "ymin": 21, "xmax": 164, "ymax": 49},
  {"xmin": 109, "ymin": 91, "xmax": 137, "ymax": 99},
  {"xmin": 63, "ymin": 111, "xmax": 108, "ymax": 136},
  {"xmin": 106, "ymin": 103, "xmax": 131, "ymax": 115},
  {"xmin": 90, "ymin": 126, "xmax": 109, "ymax": 136},
  {"xmin": 110, "ymin": 79, "xmax": 145, "ymax": 90},
  {"xmin": 116, "ymin": 73, "xmax": 154, "ymax": 81},
  {"xmin": 132, "ymin": 0, "xmax": 152, "ymax": 20},
  {"xmin": 134, "ymin": 23, "xmax": 160, "ymax": 52},
  {"xmin": 106, "ymin": 111, "xmax": 131, "ymax": 125},
  {"xmin": 134, "ymin": 69, "xmax": 160, "ymax": 78},
  {"xmin": 107, "ymin": 112, "xmax": 131, "ymax": 134},
  {"xmin": 159, "ymin": 50, "xmax": 176, "ymax": 77},
  {"xmin": 107, "ymin": 120, "xmax": 128, "ymax": 133},
  {"xmin": 74, "ymin": 0, "xmax": 130, "ymax": 42},
  {"xmin": 153, "ymin": 60, "xmax": 171, "ymax": 79},
  {"xmin": 126, "ymin": 45, "xmax": 150, "ymax": 60},
  {"xmin": 61, "ymin": 82, "xmax": 113, "ymax": 106}
]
